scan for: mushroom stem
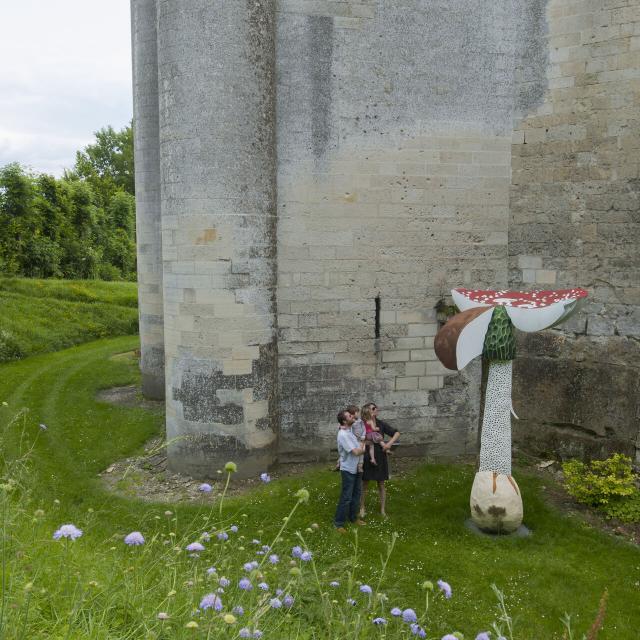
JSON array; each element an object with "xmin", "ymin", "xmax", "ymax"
[{"xmin": 478, "ymin": 360, "xmax": 513, "ymax": 475}]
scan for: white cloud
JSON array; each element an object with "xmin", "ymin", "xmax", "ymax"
[{"xmin": 0, "ymin": 0, "xmax": 132, "ymax": 176}]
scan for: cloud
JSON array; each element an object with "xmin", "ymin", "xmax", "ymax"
[{"xmin": 0, "ymin": 0, "xmax": 133, "ymax": 176}]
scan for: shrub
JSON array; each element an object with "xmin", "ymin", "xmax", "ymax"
[{"xmin": 563, "ymin": 453, "xmax": 640, "ymax": 522}]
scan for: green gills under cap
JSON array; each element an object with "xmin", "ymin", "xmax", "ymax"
[{"xmin": 482, "ymin": 305, "xmax": 516, "ymax": 362}]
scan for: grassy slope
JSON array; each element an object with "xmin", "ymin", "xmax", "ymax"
[
  {"xmin": 0, "ymin": 278, "xmax": 138, "ymax": 361},
  {"xmin": 1, "ymin": 337, "xmax": 639, "ymax": 638}
]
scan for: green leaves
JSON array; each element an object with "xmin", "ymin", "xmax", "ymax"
[{"xmin": 482, "ymin": 306, "xmax": 516, "ymax": 362}]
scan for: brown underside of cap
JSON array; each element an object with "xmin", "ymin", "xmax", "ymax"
[{"xmin": 434, "ymin": 306, "xmax": 492, "ymax": 370}]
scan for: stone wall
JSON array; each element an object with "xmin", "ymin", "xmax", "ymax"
[{"xmin": 509, "ymin": 0, "xmax": 640, "ymax": 463}]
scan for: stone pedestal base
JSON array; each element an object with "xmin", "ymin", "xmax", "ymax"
[{"xmin": 470, "ymin": 470, "xmax": 523, "ymax": 533}]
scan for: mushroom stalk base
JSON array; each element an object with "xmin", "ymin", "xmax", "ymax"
[
  {"xmin": 479, "ymin": 360, "xmax": 513, "ymax": 475},
  {"xmin": 470, "ymin": 471, "xmax": 523, "ymax": 534}
]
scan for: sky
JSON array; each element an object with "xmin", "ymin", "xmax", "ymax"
[{"xmin": 0, "ymin": 0, "xmax": 133, "ymax": 177}]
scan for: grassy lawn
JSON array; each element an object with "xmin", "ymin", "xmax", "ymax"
[
  {"xmin": 1, "ymin": 337, "xmax": 639, "ymax": 638},
  {"xmin": 0, "ymin": 277, "xmax": 138, "ymax": 362}
]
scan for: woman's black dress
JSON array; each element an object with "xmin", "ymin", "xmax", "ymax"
[{"xmin": 362, "ymin": 419, "xmax": 397, "ymax": 482}]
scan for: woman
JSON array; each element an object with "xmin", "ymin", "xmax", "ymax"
[{"xmin": 360, "ymin": 402, "xmax": 399, "ymax": 518}]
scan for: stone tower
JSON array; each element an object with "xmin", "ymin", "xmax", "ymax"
[{"xmin": 132, "ymin": 1, "xmax": 640, "ymax": 475}]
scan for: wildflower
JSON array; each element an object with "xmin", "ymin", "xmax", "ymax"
[
  {"xmin": 233, "ymin": 606, "xmax": 244, "ymax": 616},
  {"xmin": 199, "ymin": 593, "xmax": 223, "ymax": 611},
  {"xmin": 199, "ymin": 483, "xmax": 212, "ymax": 492},
  {"xmin": 442, "ymin": 635, "xmax": 459, "ymax": 640},
  {"xmin": 53, "ymin": 524, "xmax": 83, "ymax": 540},
  {"xmin": 276, "ymin": 588, "xmax": 284, "ymax": 596},
  {"xmin": 283, "ymin": 594, "xmax": 294, "ymax": 608},
  {"xmin": 289, "ymin": 567, "xmax": 301, "ymax": 577},
  {"xmin": 34, "ymin": 509, "xmax": 45, "ymax": 518},
  {"xmin": 253, "ymin": 632, "xmax": 263, "ymax": 639},
  {"xmin": 260, "ymin": 473, "xmax": 271, "ymax": 483},
  {"xmin": 390, "ymin": 607, "xmax": 402, "ymax": 616},
  {"xmin": 300, "ymin": 551, "xmax": 312, "ymax": 562},
  {"xmin": 422, "ymin": 581, "xmax": 434, "ymax": 591},
  {"xmin": 186, "ymin": 542, "xmax": 205, "ymax": 553},
  {"xmin": 258, "ymin": 582, "xmax": 269, "ymax": 591},
  {"xmin": 39, "ymin": 423, "xmax": 47, "ymax": 431},
  {"xmin": 411, "ymin": 624, "xmax": 427, "ymax": 637},
  {"xmin": 244, "ymin": 562, "xmax": 255, "ymax": 572},
  {"xmin": 252, "ymin": 539, "xmax": 261, "ymax": 545},
  {"xmin": 437, "ymin": 579, "xmax": 452, "ymax": 599},
  {"xmin": 217, "ymin": 587, "xmax": 225, "ymax": 594},
  {"xmin": 295, "ymin": 488, "xmax": 310, "ymax": 502},
  {"xmin": 311, "ymin": 523, "xmax": 319, "ymax": 529},
  {"xmin": 402, "ymin": 609, "xmax": 418, "ymax": 623},
  {"xmin": 185, "ymin": 621, "xmax": 199, "ymax": 629},
  {"xmin": 291, "ymin": 546, "xmax": 303, "ymax": 558},
  {"xmin": 157, "ymin": 612, "xmax": 169, "ymax": 620},
  {"xmin": 268, "ymin": 554, "xmax": 279, "ymax": 564},
  {"xmin": 223, "ymin": 614, "xmax": 237, "ymax": 624},
  {"xmin": 330, "ymin": 581, "xmax": 340, "ymax": 588},
  {"xmin": 261, "ymin": 544, "xmax": 270, "ymax": 551},
  {"xmin": 270, "ymin": 597, "xmax": 282, "ymax": 609},
  {"xmin": 201, "ymin": 532, "xmax": 211, "ymax": 542},
  {"xmin": 360, "ymin": 584, "xmax": 372, "ymax": 594},
  {"xmin": 217, "ymin": 532, "xmax": 229, "ymax": 541},
  {"xmin": 219, "ymin": 577, "xmax": 230, "ymax": 588},
  {"xmin": 240, "ymin": 629, "xmax": 251, "ymax": 639},
  {"xmin": 230, "ymin": 525, "xmax": 239, "ymax": 533},
  {"xmin": 164, "ymin": 511, "xmax": 173, "ymax": 517},
  {"xmin": 124, "ymin": 531, "xmax": 145, "ymax": 546},
  {"xmin": 239, "ymin": 578, "xmax": 253, "ymax": 591},
  {"xmin": 373, "ymin": 617, "xmax": 387, "ymax": 625},
  {"xmin": 224, "ymin": 461, "xmax": 237, "ymax": 473},
  {"xmin": 347, "ymin": 598, "xmax": 356, "ymax": 606},
  {"xmin": 475, "ymin": 634, "xmax": 491, "ymax": 640}
]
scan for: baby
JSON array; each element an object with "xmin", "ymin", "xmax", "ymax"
[
  {"xmin": 360, "ymin": 405, "xmax": 383, "ymax": 465},
  {"xmin": 335, "ymin": 404, "xmax": 367, "ymax": 472}
]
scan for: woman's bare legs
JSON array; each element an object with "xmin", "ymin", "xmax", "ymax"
[
  {"xmin": 359, "ymin": 479, "xmax": 369, "ymax": 518},
  {"xmin": 378, "ymin": 481, "xmax": 386, "ymax": 517}
]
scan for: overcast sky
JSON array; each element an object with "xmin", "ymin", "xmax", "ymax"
[{"xmin": 0, "ymin": 1, "xmax": 133, "ymax": 177}]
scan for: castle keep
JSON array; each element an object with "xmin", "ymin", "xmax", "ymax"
[{"xmin": 131, "ymin": 0, "xmax": 640, "ymax": 478}]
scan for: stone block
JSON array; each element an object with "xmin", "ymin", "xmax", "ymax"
[
  {"xmin": 382, "ymin": 350, "xmax": 410, "ymax": 362},
  {"xmin": 407, "ymin": 323, "xmax": 438, "ymax": 337},
  {"xmin": 395, "ymin": 377, "xmax": 419, "ymax": 391},
  {"xmin": 405, "ymin": 361, "xmax": 427, "ymax": 377}
]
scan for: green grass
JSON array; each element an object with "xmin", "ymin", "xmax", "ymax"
[
  {"xmin": 1, "ymin": 337, "xmax": 639, "ymax": 638},
  {"xmin": 0, "ymin": 278, "xmax": 138, "ymax": 362}
]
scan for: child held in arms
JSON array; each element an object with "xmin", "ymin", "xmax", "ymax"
[{"xmin": 360, "ymin": 404, "xmax": 384, "ymax": 465}]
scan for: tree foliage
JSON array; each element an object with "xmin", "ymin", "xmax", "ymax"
[{"xmin": 0, "ymin": 124, "xmax": 136, "ymax": 281}]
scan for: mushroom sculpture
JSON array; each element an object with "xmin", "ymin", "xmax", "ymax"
[{"xmin": 434, "ymin": 287, "xmax": 588, "ymax": 533}]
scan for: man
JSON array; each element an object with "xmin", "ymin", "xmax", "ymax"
[{"xmin": 334, "ymin": 409, "xmax": 367, "ymax": 532}]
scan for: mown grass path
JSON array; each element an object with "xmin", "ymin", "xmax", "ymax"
[{"xmin": 1, "ymin": 336, "xmax": 639, "ymax": 638}]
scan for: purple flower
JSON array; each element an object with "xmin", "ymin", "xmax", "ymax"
[
  {"xmin": 283, "ymin": 594, "xmax": 294, "ymax": 608},
  {"xmin": 276, "ymin": 588, "xmax": 284, "ymax": 596},
  {"xmin": 258, "ymin": 582, "xmax": 269, "ymax": 591},
  {"xmin": 347, "ymin": 598, "xmax": 356, "ymax": 606},
  {"xmin": 239, "ymin": 578, "xmax": 252, "ymax": 591},
  {"xmin": 244, "ymin": 562, "xmax": 256, "ymax": 572},
  {"xmin": 269, "ymin": 597, "xmax": 282, "ymax": 609},
  {"xmin": 53, "ymin": 524, "xmax": 83, "ymax": 540},
  {"xmin": 291, "ymin": 546, "xmax": 303, "ymax": 558},
  {"xmin": 437, "ymin": 579, "xmax": 452, "ymax": 599},
  {"xmin": 232, "ymin": 606, "xmax": 244, "ymax": 616},
  {"xmin": 230, "ymin": 525, "xmax": 239, "ymax": 533},
  {"xmin": 186, "ymin": 542, "xmax": 205, "ymax": 553},
  {"xmin": 390, "ymin": 607, "xmax": 402, "ymax": 617},
  {"xmin": 300, "ymin": 551, "xmax": 312, "ymax": 562},
  {"xmin": 360, "ymin": 584, "xmax": 372, "ymax": 594},
  {"xmin": 411, "ymin": 624, "xmax": 427, "ymax": 638},
  {"xmin": 268, "ymin": 554, "xmax": 279, "ymax": 564},
  {"xmin": 475, "ymin": 635, "xmax": 491, "ymax": 640},
  {"xmin": 199, "ymin": 483, "xmax": 212, "ymax": 493},
  {"xmin": 442, "ymin": 636, "xmax": 458, "ymax": 640},
  {"xmin": 260, "ymin": 473, "xmax": 271, "ymax": 483},
  {"xmin": 402, "ymin": 609, "xmax": 417, "ymax": 623},
  {"xmin": 330, "ymin": 581, "xmax": 340, "ymax": 588},
  {"xmin": 124, "ymin": 531, "xmax": 145, "ymax": 546},
  {"xmin": 239, "ymin": 629, "xmax": 251, "ymax": 639},
  {"xmin": 253, "ymin": 632, "xmax": 263, "ymax": 639},
  {"xmin": 199, "ymin": 593, "xmax": 223, "ymax": 611},
  {"xmin": 373, "ymin": 618, "xmax": 387, "ymax": 625},
  {"xmin": 219, "ymin": 577, "xmax": 230, "ymax": 587},
  {"xmin": 217, "ymin": 532, "xmax": 229, "ymax": 541},
  {"xmin": 201, "ymin": 532, "xmax": 211, "ymax": 542},
  {"xmin": 261, "ymin": 544, "xmax": 271, "ymax": 552},
  {"xmin": 206, "ymin": 567, "xmax": 217, "ymax": 576},
  {"xmin": 252, "ymin": 539, "xmax": 261, "ymax": 545}
]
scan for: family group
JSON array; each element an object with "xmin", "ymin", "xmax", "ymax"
[{"xmin": 334, "ymin": 402, "xmax": 400, "ymax": 532}]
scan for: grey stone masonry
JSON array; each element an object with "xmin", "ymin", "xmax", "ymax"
[
  {"xmin": 131, "ymin": 0, "xmax": 164, "ymax": 399},
  {"xmin": 155, "ymin": 1, "xmax": 279, "ymax": 479}
]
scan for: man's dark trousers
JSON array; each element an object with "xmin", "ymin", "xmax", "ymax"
[{"xmin": 334, "ymin": 470, "xmax": 362, "ymax": 527}]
